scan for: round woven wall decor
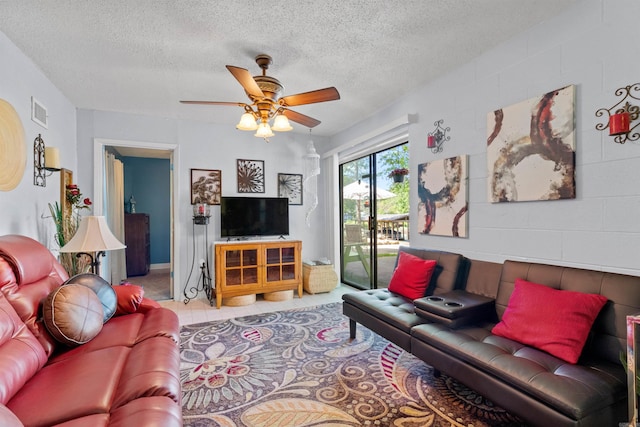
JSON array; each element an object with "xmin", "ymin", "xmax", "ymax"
[{"xmin": 0, "ymin": 99, "xmax": 26, "ymax": 191}]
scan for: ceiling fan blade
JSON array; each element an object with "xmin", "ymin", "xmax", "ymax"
[
  {"xmin": 180, "ymin": 101, "xmax": 245, "ymax": 106},
  {"xmin": 280, "ymin": 87, "xmax": 340, "ymax": 107},
  {"xmin": 226, "ymin": 65, "xmax": 264, "ymax": 98},
  {"xmin": 283, "ymin": 109, "xmax": 321, "ymax": 128}
]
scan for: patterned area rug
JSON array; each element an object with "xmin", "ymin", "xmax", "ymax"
[{"xmin": 180, "ymin": 302, "xmax": 526, "ymax": 426}]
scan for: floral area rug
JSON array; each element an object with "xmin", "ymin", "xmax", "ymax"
[{"xmin": 180, "ymin": 302, "xmax": 526, "ymax": 427}]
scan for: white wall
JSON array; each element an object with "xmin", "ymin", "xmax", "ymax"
[
  {"xmin": 76, "ymin": 110, "xmax": 329, "ymax": 298},
  {"xmin": 326, "ymin": 0, "xmax": 640, "ymax": 276},
  {"xmin": 3, "ymin": 0, "xmax": 640, "ymax": 290},
  {"xmin": 0, "ymin": 31, "xmax": 77, "ymax": 248}
]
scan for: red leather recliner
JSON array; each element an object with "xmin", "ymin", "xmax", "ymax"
[{"xmin": 0, "ymin": 235, "xmax": 182, "ymax": 427}]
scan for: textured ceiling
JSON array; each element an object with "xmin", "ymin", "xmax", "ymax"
[{"xmin": 0, "ymin": 0, "xmax": 577, "ymax": 137}]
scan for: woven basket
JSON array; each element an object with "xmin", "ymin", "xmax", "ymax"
[
  {"xmin": 263, "ymin": 290, "xmax": 293, "ymax": 302},
  {"xmin": 303, "ymin": 264, "xmax": 338, "ymax": 294},
  {"xmin": 224, "ymin": 294, "xmax": 256, "ymax": 306}
]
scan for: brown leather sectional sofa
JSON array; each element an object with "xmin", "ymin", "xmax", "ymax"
[
  {"xmin": 0, "ymin": 235, "xmax": 182, "ymax": 426},
  {"xmin": 342, "ymin": 246, "xmax": 636, "ymax": 427}
]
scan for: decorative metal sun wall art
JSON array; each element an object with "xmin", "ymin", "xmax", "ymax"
[
  {"xmin": 237, "ymin": 159, "xmax": 265, "ymax": 193},
  {"xmin": 278, "ymin": 173, "xmax": 303, "ymax": 205}
]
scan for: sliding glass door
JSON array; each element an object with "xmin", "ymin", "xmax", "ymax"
[{"xmin": 340, "ymin": 143, "xmax": 409, "ymax": 290}]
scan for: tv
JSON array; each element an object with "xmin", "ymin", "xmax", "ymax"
[{"xmin": 220, "ymin": 196, "xmax": 289, "ymax": 238}]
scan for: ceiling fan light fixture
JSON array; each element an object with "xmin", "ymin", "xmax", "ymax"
[
  {"xmin": 236, "ymin": 112, "xmax": 258, "ymax": 131},
  {"xmin": 271, "ymin": 113, "xmax": 293, "ymax": 132},
  {"xmin": 255, "ymin": 121, "xmax": 274, "ymax": 138}
]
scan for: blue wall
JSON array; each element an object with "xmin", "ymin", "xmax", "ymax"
[{"xmin": 123, "ymin": 157, "xmax": 170, "ymax": 264}]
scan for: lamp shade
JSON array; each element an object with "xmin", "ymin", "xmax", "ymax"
[
  {"xmin": 236, "ymin": 113, "xmax": 258, "ymax": 131},
  {"xmin": 60, "ymin": 216, "xmax": 126, "ymax": 253},
  {"xmin": 271, "ymin": 114, "xmax": 293, "ymax": 132},
  {"xmin": 255, "ymin": 122, "xmax": 274, "ymax": 138}
]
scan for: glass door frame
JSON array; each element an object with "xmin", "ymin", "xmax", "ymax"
[
  {"xmin": 339, "ymin": 141, "xmax": 409, "ymax": 290},
  {"xmin": 339, "ymin": 156, "xmax": 379, "ymax": 290}
]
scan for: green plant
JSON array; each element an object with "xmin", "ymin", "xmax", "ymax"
[{"xmin": 48, "ymin": 185, "xmax": 92, "ymax": 276}]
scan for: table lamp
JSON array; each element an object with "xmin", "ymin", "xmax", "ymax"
[{"xmin": 60, "ymin": 216, "xmax": 126, "ymax": 276}]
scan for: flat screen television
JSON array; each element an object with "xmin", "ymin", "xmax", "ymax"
[{"xmin": 220, "ymin": 196, "xmax": 289, "ymax": 238}]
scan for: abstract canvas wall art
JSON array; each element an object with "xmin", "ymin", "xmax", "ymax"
[
  {"xmin": 417, "ymin": 155, "xmax": 468, "ymax": 237},
  {"xmin": 487, "ymin": 85, "xmax": 576, "ymax": 203}
]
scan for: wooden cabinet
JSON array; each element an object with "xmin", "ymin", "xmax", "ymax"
[
  {"xmin": 124, "ymin": 213, "xmax": 150, "ymax": 277},
  {"xmin": 214, "ymin": 240, "xmax": 302, "ymax": 309}
]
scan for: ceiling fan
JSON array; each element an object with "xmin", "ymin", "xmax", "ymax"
[{"xmin": 180, "ymin": 54, "xmax": 340, "ymax": 140}]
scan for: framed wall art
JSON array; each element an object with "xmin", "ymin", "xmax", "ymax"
[
  {"xmin": 486, "ymin": 85, "xmax": 576, "ymax": 203},
  {"xmin": 60, "ymin": 168, "xmax": 73, "ymax": 221},
  {"xmin": 190, "ymin": 169, "xmax": 222, "ymax": 205},
  {"xmin": 237, "ymin": 159, "xmax": 265, "ymax": 193},
  {"xmin": 278, "ymin": 173, "xmax": 303, "ymax": 205},
  {"xmin": 417, "ymin": 155, "xmax": 468, "ymax": 238}
]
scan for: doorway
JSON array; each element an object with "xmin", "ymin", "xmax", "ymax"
[
  {"xmin": 93, "ymin": 139, "xmax": 179, "ymax": 301},
  {"xmin": 340, "ymin": 143, "xmax": 409, "ymax": 290}
]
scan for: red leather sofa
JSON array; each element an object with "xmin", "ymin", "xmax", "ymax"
[{"xmin": 0, "ymin": 235, "xmax": 182, "ymax": 426}]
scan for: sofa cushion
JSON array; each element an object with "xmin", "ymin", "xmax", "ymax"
[
  {"xmin": 42, "ymin": 284, "xmax": 104, "ymax": 347},
  {"xmin": 109, "ymin": 396, "xmax": 182, "ymax": 427},
  {"xmin": 114, "ymin": 283, "xmax": 145, "ymax": 316},
  {"xmin": 48, "ymin": 308, "xmax": 180, "ymax": 364},
  {"xmin": 388, "ymin": 252, "xmax": 437, "ymax": 299},
  {"xmin": 0, "ymin": 292, "xmax": 47, "ymax": 405},
  {"xmin": 491, "ymin": 278, "xmax": 608, "ymax": 363},
  {"xmin": 411, "ymin": 323, "xmax": 625, "ymax": 421},
  {"xmin": 0, "ymin": 235, "xmax": 69, "ymax": 356},
  {"xmin": 112, "ymin": 337, "xmax": 181, "ymax": 408},
  {"xmin": 397, "ymin": 247, "xmax": 466, "ymax": 294},
  {"xmin": 7, "ymin": 346, "xmax": 128, "ymax": 426},
  {"xmin": 64, "ymin": 273, "xmax": 117, "ymax": 323}
]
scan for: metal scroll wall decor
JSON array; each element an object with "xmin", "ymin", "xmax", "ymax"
[
  {"xmin": 595, "ymin": 83, "xmax": 640, "ymax": 144},
  {"xmin": 427, "ymin": 119, "xmax": 450, "ymax": 154}
]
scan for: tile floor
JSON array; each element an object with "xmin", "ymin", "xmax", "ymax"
[{"xmin": 159, "ymin": 284, "xmax": 356, "ymax": 326}]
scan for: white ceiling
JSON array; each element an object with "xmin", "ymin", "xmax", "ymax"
[{"xmin": 0, "ymin": 0, "xmax": 577, "ymax": 137}]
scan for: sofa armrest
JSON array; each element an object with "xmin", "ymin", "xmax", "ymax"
[
  {"xmin": 414, "ymin": 290, "xmax": 495, "ymax": 328},
  {"xmin": 137, "ymin": 297, "xmax": 161, "ymax": 314}
]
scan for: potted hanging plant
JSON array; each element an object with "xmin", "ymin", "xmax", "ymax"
[{"xmin": 388, "ymin": 168, "xmax": 409, "ymax": 183}]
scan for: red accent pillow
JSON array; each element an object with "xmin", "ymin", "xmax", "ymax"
[
  {"xmin": 387, "ymin": 252, "xmax": 437, "ymax": 300},
  {"xmin": 491, "ymin": 278, "xmax": 608, "ymax": 364},
  {"xmin": 113, "ymin": 283, "xmax": 145, "ymax": 316}
]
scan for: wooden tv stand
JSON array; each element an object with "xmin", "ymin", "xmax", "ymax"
[{"xmin": 214, "ymin": 240, "xmax": 302, "ymax": 309}]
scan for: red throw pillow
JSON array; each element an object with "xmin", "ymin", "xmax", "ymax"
[
  {"xmin": 491, "ymin": 278, "xmax": 608, "ymax": 364},
  {"xmin": 113, "ymin": 283, "xmax": 145, "ymax": 316},
  {"xmin": 387, "ymin": 251, "xmax": 437, "ymax": 300}
]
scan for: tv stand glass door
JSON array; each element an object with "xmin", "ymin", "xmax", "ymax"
[{"xmin": 214, "ymin": 240, "xmax": 302, "ymax": 309}]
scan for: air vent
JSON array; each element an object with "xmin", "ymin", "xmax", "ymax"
[{"xmin": 31, "ymin": 97, "xmax": 47, "ymax": 129}]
